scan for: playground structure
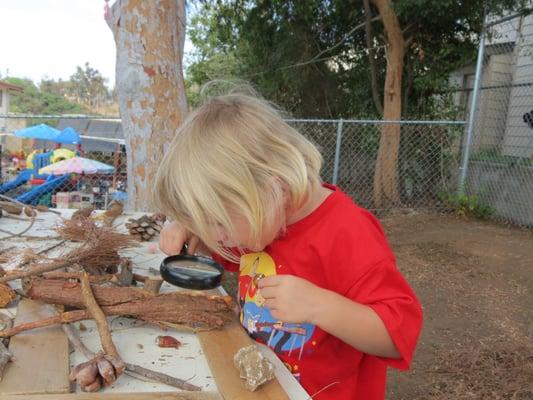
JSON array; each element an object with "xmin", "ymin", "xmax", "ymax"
[
  {"xmin": 0, "ymin": 148, "xmax": 75, "ymax": 206},
  {"xmin": 0, "ymin": 123, "xmax": 126, "ymax": 209}
]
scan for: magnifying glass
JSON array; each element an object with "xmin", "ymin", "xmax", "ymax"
[{"xmin": 160, "ymin": 245, "xmax": 224, "ymax": 290}]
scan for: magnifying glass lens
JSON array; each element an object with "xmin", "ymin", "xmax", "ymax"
[
  {"xmin": 160, "ymin": 254, "xmax": 224, "ymax": 290},
  {"xmin": 166, "ymin": 260, "xmax": 221, "ymax": 278}
]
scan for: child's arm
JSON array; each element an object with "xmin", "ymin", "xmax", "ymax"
[
  {"xmin": 311, "ymin": 285, "xmax": 400, "ymax": 358},
  {"xmin": 258, "ymin": 270, "xmax": 420, "ymax": 361}
]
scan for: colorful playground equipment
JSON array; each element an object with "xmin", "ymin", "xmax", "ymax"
[
  {"xmin": 0, "ymin": 123, "xmax": 82, "ymax": 205},
  {"xmin": 0, "ymin": 149, "xmax": 76, "ymax": 205},
  {"xmin": 0, "ymin": 123, "xmax": 123, "ymax": 208}
]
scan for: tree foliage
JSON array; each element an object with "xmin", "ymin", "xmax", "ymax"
[
  {"xmin": 68, "ymin": 62, "xmax": 112, "ymax": 108},
  {"xmin": 187, "ymin": 0, "xmax": 530, "ymax": 118},
  {"xmin": 5, "ymin": 62, "xmax": 115, "ymax": 115},
  {"xmin": 5, "ymin": 77, "xmax": 87, "ymax": 115}
]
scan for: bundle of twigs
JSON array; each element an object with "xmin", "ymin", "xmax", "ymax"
[
  {"xmin": 0, "ymin": 219, "xmax": 139, "ymax": 283},
  {"xmin": 56, "ymin": 217, "xmax": 136, "ymax": 247},
  {"xmin": 56, "ymin": 218, "xmax": 137, "ymax": 273}
]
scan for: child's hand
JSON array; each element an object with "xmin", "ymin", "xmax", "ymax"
[
  {"xmin": 257, "ymin": 275, "xmax": 324, "ymax": 324},
  {"xmin": 159, "ymin": 221, "xmax": 205, "ymax": 255}
]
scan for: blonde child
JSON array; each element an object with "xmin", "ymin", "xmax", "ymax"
[{"xmin": 154, "ymin": 92, "xmax": 422, "ymax": 399}]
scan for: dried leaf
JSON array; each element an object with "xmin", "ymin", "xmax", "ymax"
[{"xmin": 156, "ymin": 335, "xmax": 182, "ymax": 349}]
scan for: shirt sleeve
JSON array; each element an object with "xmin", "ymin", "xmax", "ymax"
[
  {"xmin": 345, "ymin": 260, "xmax": 423, "ymax": 370},
  {"xmin": 324, "ymin": 209, "xmax": 422, "ymax": 370}
]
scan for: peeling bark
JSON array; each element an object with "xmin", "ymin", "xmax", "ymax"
[
  {"xmin": 107, "ymin": 0, "xmax": 188, "ymax": 210},
  {"xmin": 371, "ymin": 0, "xmax": 405, "ymax": 208}
]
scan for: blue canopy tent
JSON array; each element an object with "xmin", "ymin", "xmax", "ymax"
[
  {"xmin": 56, "ymin": 127, "xmax": 82, "ymax": 145},
  {"xmin": 14, "ymin": 124, "xmax": 60, "ymax": 141}
]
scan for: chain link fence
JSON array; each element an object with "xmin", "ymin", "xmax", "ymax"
[
  {"xmin": 1, "ymin": 115, "xmax": 465, "ymax": 215},
  {"xmin": 1, "ymin": 117, "xmax": 462, "ymax": 216},
  {"xmin": 289, "ymin": 119, "xmax": 465, "ymax": 213},
  {"xmin": 453, "ymin": 9, "xmax": 533, "ymax": 227}
]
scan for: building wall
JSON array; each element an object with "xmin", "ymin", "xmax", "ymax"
[
  {"xmin": 450, "ymin": 12, "xmax": 533, "ymax": 160},
  {"xmin": 0, "ymin": 89, "xmax": 7, "ymax": 132},
  {"xmin": 475, "ymin": 52, "xmax": 514, "ymax": 150},
  {"xmin": 502, "ymin": 14, "xmax": 533, "ymax": 158}
]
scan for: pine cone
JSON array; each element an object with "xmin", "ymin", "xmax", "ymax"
[{"xmin": 125, "ymin": 214, "xmax": 166, "ymax": 241}]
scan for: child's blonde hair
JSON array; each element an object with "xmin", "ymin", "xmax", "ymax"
[{"xmin": 153, "ymin": 91, "xmax": 323, "ymax": 260}]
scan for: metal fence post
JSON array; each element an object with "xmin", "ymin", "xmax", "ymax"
[
  {"xmin": 458, "ymin": 13, "xmax": 487, "ymax": 195},
  {"xmin": 332, "ymin": 119, "xmax": 343, "ymax": 185}
]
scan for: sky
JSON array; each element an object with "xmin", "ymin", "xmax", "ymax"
[
  {"xmin": 0, "ymin": 0, "xmax": 193, "ymax": 88},
  {"xmin": 0, "ymin": 0, "xmax": 117, "ymax": 85}
]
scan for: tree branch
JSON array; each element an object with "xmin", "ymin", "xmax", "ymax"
[{"xmin": 363, "ymin": 0, "xmax": 383, "ymax": 115}]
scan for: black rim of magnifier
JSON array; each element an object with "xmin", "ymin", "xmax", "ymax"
[{"xmin": 160, "ymin": 254, "xmax": 224, "ymax": 290}]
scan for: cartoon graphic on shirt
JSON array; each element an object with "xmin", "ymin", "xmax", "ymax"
[{"xmin": 239, "ymin": 252, "xmax": 315, "ymax": 359}]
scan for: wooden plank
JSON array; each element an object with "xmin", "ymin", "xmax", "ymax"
[
  {"xmin": 0, "ymin": 299, "xmax": 70, "ymax": 395},
  {"xmin": 198, "ymin": 321, "xmax": 289, "ymax": 400},
  {"xmin": 1, "ymin": 392, "xmax": 222, "ymax": 400}
]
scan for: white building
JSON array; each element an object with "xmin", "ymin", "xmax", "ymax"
[
  {"xmin": 0, "ymin": 80, "xmax": 23, "ymax": 133},
  {"xmin": 450, "ymin": 10, "xmax": 533, "ymax": 160}
]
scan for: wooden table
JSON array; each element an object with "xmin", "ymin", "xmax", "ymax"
[{"xmin": 0, "ymin": 209, "xmax": 309, "ymax": 399}]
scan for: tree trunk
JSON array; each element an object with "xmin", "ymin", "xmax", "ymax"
[
  {"xmin": 371, "ymin": 0, "xmax": 405, "ymax": 208},
  {"xmin": 107, "ymin": 0, "xmax": 188, "ymax": 210}
]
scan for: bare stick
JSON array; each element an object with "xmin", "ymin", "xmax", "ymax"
[
  {"xmin": 0, "ymin": 215, "xmax": 44, "ymax": 222},
  {"xmin": 0, "ymin": 341, "xmax": 12, "ymax": 381},
  {"xmin": 0, "ymin": 194, "xmax": 36, "ymax": 239},
  {"xmin": 79, "ymin": 274, "xmax": 125, "ymax": 389},
  {"xmin": 43, "ymin": 272, "xmax": 118, "ymax": 283},
  {"xmin": 0, "ymin": 313, "xmax": 13, "ymax": 380},
  {"xmin": 0, "ymin": 247, "xmax": 15, "ymax": 256},
  {"xmin": 117, "ymin": 259, "xmax": 133, "ymax": 286},
  {"xmin": 0, "ymin": 259, "xmax": 69, "ymax": 283},
  {"xmin": 132, "ymin": 273, "xmax": 148, "ymax": 283},
  {"xmin": 0, "ymin": 240, "xmax": 67, "ymax": 279},
  {"xmin": 143, "ymin": 277, "xmax": 163, "ymax": 294},
  {"xmin": 124, "ymin": 363, "xmax": 201, "ymax": 391},
  {"xmin": 62, "ymin": 323, "xmax": 94, "ymax": 359},
  {"xmin": 0, "ymin": 233, "xmax": 61, "ymax": 241},
  {"xmin": 80, "ymin": 273, "xmax": 120, "ymax": 358},
  {"xmin": 36, "ymin": 240, "xmax": 67, "ymax": 255},
  {"xmin": 0, "ymin": 310, "xmax": 88, "ymax": 337}
]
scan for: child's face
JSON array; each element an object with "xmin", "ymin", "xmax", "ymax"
[{"xmin": 208, "ymin": 213, "xmax": 283, "ymax": 252}]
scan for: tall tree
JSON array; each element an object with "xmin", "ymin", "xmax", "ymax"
[
  {"xmin": 371, "ymin": 0, "xmax": 405, "ymax": 207},
  {"xmin": 68, "ymin": 62, "xmax": 110, "ymax": 108},
  {"xmin": 107, "ymin": 0, "xmax": 188, "ymax": 210}
]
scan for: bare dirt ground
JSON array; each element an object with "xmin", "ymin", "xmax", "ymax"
[{"xmin": 384, "ymin": 212, "xmax": 533, "ymax": 400}]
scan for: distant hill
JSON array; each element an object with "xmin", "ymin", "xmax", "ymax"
[{"xmin": 5, "ymin": 77, "xmax": 89, "ymax": 115}]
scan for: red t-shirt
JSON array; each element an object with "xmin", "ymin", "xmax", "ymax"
[{"xmin": 214, "ymin": 184, "xmax": 423, "ymax": 399}]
